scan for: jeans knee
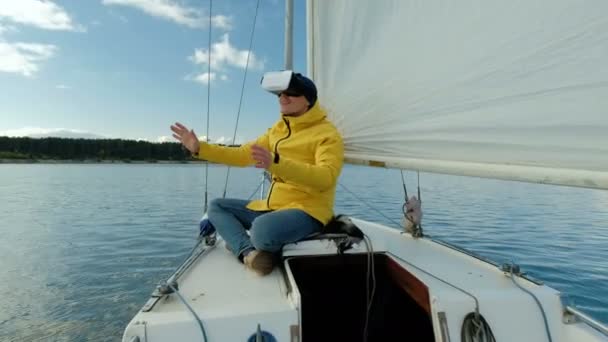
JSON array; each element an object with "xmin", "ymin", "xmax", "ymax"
[
  {"xmin": 250, "ymin": 225, "xmax": 280, "ymax": 252},
  {"xmin": 250, "ymin": 230, "xmax": 271, "ymax": 251},
  {"xmin": 207, "ymin": 198, "xmax": 229, "ymax": 230}
]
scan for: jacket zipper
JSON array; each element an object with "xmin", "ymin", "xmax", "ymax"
[{"xmin": 266, "ymin": 119, "xmax": 291, "ymax": 208}]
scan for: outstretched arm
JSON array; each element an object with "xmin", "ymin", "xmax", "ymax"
[{"xmin": 171, "ymin": 122, "xmax": 270, "ymax": 167}]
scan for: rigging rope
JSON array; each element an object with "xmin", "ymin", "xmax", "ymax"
[
  {"xmin": 506, "ymin": 263, "xmax": 554, "ymax": 342},
  {"xmin": 222, "ymin": 0, "xmax": 262, "ymax": 199},
  {"xmin": 400, "ymin": 169, "xmax": 408, "ymax": 199},
  {"xmin": 461, "ymin": 313, "xmax": 495, "ymax": 342},
  {"xmin": 337, "ymin": 182, "xmax": 402, "ymax": 228},
  {"xmin": 362, "ymin": 235, "xmax": 376, "ymax": 342},
  {"xmin": 169, "ymin": 283, "xmax": 208, "ymax": 342},
  {"xmin": 247, "ymin": 174, "xmax": 266, "ymax": 200},
  {"xmin": 203, "ymin": 0, "xmax": 213, "ymax": 213},
  {"xmin": 158, "ymin": 2, "xmax": 264, "ymax": 340}
]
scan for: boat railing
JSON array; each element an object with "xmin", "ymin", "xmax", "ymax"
[{"xmin": 564, "ymin": 305, "xmax": 608, "ymax": 336}]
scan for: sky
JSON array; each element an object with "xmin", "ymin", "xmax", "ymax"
[{"xmin": 0, "ymin": 0, "xmax": 308, "ymax": 143}]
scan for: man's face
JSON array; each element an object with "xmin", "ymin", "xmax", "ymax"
[{"xmin": 278, "ymin": 90, "xmax": 310, "ymax": 116}]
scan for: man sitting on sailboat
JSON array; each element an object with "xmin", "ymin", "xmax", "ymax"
[{"xmin": 171, "ymin": 71, "xmax": 344, "ymax": 276}]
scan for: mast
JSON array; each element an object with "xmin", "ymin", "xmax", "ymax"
[
  {"xmin": 306, "ymin": 0, "xmax": 313, "ymax": 79},
  {"xmin": 284, "ymin": 0, "xmax": 293, "ymax": 70}
]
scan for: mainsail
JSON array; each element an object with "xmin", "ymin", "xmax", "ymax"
[{"xmin": 307, "ymin": 1, "xmax": 608, "ymax": 189}]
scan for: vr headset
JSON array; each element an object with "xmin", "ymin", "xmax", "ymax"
[{"xmin": 260, "ymin": 70, "xmax": 294, "ymax": 95}]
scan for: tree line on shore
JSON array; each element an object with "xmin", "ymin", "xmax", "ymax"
[{"xmin": 0, "ymin": 136, "xmax": 233, "ymax": 161}]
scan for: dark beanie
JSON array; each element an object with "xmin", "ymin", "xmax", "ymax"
[{"xmin": 287, "ymin": 73, "xmax": 317, "ymax": 108}]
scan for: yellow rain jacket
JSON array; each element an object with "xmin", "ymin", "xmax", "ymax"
[{"xmin": 194, "ymin": 101, "xmax": 344, "ymax": 225}]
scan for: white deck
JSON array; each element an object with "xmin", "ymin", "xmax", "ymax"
[
  {"xmin": 124, "ymin": 218, "xmax": 608, "ymax": 342},
  {"xmin": 124, "ymin": 242, "xmax": 298, "ymax": 341},
  {"xmin": 353, "ymin": 219, "xmax": 608, "ymax": 342}
]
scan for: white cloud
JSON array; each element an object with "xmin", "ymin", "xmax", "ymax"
[
  {"xmin": 156, "ymin": 135, "xmax": 172, "ymax": 143},
  {"xmin": 4, "ymin": 25, "xmax": 18, "ymax": 34},
  {"xmin": 211, "ymin": 15, "xmax": 232, "ymax": 30},
  {"xmin": 192, "ymin": 72, "xmax": 216, "ymax": 85},
  {"xmin": 200, "ymin": 135, "xmax": 243, "ymax": 144},
  {"xmin": 155, "ymin": 135, "xmax": 243, "ymax": 144},
  {"xmin": 0, "ymin": 23, "xmax": 14, "ymax": 34},
  {"xmin": 0, "ymin": 41, "xmax": 57, "ymax": 76},
  {"xmin": 0, "ymin": 1, "xmax": 82, "ymax": 77},
  {"xmin": 0, "ymin": 0, "xmax": 80, "ymax": 31},
  {"xmin": 14, "ymin": 43, "xmax": 55, "ymax": 58},
  {"xmin": 214, "ymin": 136, "xmax": 227, "ymax": 144},
  {"xmin": 188, "ymin": 33, "xmax": 263, "ymax": 84},
  {"xmin": 190, "ymin": 33, "xmax": 263, "ymax": 71},
  {"xmin": 0, "ymin": 127, "xmax": 105, "ymax": 139},
  {"xmin": 55, "ymin": 84, "xmax": 70, "ymax": 89},
  {"xmin": 102, "ymin": 0, "xmax": 232, "ymax": 29},
  {"xmin": 126, "ymin": 136, "xmax": 181, "ymax": 143}
]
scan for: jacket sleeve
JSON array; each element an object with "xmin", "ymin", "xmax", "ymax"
[
  {"xmin": 268, "ymin": 134, "xmax": 344, "ymax": 191},
  {"xmin": 194, "ymin": 130, "xmax": 270, "ymax": 167}
]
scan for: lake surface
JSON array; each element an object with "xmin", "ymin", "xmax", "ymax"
[{"xmin": 1, "ymin": 163, "xmax": 607, "ymax": 341}]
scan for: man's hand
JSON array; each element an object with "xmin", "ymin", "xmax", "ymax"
[
  {"xmin": 251, "ymin": 144, "xmax": 272, "ymax": 169},
  {"xmin": 170, "ymin": 122, "xmax": 200, "ymax": 154}
]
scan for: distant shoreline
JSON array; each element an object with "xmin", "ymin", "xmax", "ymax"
[{"xmin": 0, "ymin": 159, "xmax": 207, "ymax": 164}]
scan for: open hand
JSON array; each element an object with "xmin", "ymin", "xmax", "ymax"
[
  {"xmin": 170, "ymin": 122, "xmax": 200, "ymax": 154},
  {"xmin": 251, "ymin": 144, "xmax": 272, "ymax": 169}
]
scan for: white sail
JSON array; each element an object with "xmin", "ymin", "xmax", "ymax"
[{"xmin": 307, "ymin": 0, "xmax": 608, "ymax": 189}]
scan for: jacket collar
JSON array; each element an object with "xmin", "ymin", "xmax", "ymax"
[{"xmin": 280, "ymin": 101, "xmax": 326, "ymax": 128}]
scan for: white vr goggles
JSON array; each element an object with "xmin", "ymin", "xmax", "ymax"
[{"xmin": 260, "ymin": 70, "xmax": 294, "ymax": 94}]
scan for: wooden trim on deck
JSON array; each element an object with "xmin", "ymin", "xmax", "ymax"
[{"xmin": 386, "ymin": 256, "xmax": 431, "ymax": 315}]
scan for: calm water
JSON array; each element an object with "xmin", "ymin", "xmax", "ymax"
[{"xmin": 1, "ymin": 163, "xmax": 607, "ymax": 341}]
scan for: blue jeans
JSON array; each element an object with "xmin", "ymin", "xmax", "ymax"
[{"xmin": 207, "ymin": 198, "xmax": 322, "ymax": 258}]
